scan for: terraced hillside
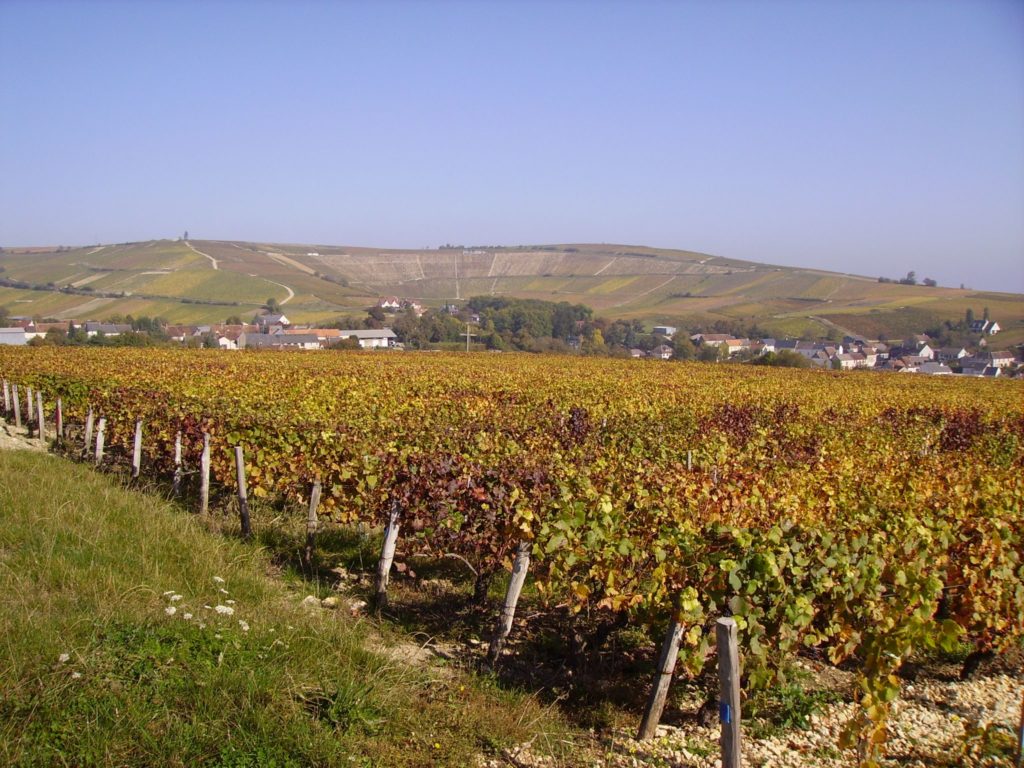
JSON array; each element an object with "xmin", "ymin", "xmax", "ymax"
[{"xmin": 2, "ymin": 239, "xmax": 1022, "ymax": 345}]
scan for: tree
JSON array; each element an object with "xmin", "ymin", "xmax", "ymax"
[
  {"xmin": 751, "ymin": 350, "xmax": 811, "ymax": 368},
  {"xmin": 983, "ymin": 306, "xmax": 990, "ymax": 321},
  {"xmin": 183, "ymin": 231, "xmax": 189, "ymax": 240},
  {"xmin": 698, "ymin": 344, "xmax": 724, "ymax": 362},
  {"xmin": 899, "ymin": 271, "xmax": 917, "ymax": 286},
  {"xmin": 672, "ymin": 335, "xmax": 696, "ymax": 361},
  {"xmin": 922, "ymin": 277, "xmax": 937, "ymax": 287},
  {"xmin": 225, "ymin": 315, "xmax": 243, "ymax": 325},
  {"xmin": 966, "ymin": 308, "xmax": 975, "ymax": 326}
]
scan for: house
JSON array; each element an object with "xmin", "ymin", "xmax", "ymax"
[
  {"xmin": 333, "ymin": 328, "xmax": 398, "ymax": 349},
  {"xmin": 401, "ymin": 300, "xmax": 426, "ymax": 316},
  {"xmin": 833, "ymin": 353, "xmax": 858, "ymax": 370},
  {"xmin": 238, "ymin": 332, "xmax": 322, "ymax": 350},
  {"xmin": 690, "ymin": 333, "xmax": 731, "ymax": 347},
  {"xmin": 969, "ymin": 319, "xmax": 1001, "ymax": 335},
  {"xmin": 919, "ymin": 362, "xmax": 953, "ymax": 375},
  {"xmin": 649, "ymin": 344, "xmax": 673, "ymax": 360},
  {"xmin": 629, "ymin": 348, "xmax": 646, "ymax": 359},
  {"xmin": 0, "ymin": 328, "xmax": 28, "ymax": 345},
  {"xmin": 809, "ymin": 350, "xmax": 832, "ymax": 367},
  {"xmin": 915, "ymin": 343, "xmax": 935, "ymax": 361},
  {"xmin": 834, "ymin": 352, "xmax": 868, "ymax": 370},
  {"xmin": 936, "ymin": 347, "xmax": 968, "ymax": 363},
  {"xmin": 257, "ymin": 314, "xmax": 290, "ymax": 330},
  {"xmin": 84, "ymin": 322, "xmax": 132, "ymax": 337},
  {"xmin": 652, "ymin": 325, "xmax": 677, "ymax": 337},
  {"xmin": 758, "ymin": 338, "xmax": 777, "ymax": 354},
  {"xmin": 987, "ymin": 351, "xmax": 1016, "ymax": 369},
  {"xmin": 377, "ymin": 297, "xmax": 401, "ymax": 311}
]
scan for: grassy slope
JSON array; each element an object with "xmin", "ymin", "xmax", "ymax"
[
  {"xmin": 2, "ymin": 240, "xmax": 1021, "ymax": 344},
  {"xmin": 0, "ymin": 449, "xmax": 567, "ymax": 767}
]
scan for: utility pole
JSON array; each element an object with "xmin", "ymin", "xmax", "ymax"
[{"xmin": 461, "ymin": 322, "xmax": 477, "ymax": 352}]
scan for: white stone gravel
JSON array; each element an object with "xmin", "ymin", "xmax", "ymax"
[{"xmin": 485, "ymin": 671, "xmax": 1022, "ymax": 768}]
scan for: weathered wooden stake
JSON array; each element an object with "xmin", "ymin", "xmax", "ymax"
[
  {"xmin": 13, "ymin": 385, "xmax": 22, "ymax": 429},
  {"xmin": 303, "ymin": 480, "xmax": 322, "ymax": 570},
  {"xmin": 637, "ymin": 618, "xmax": 684, "ymax": 739},
  {"xmin": 2, "ymin": 379, "xmax": 10, "ymax": 415},
  {"xmin": 375, "ymin": 498, "xmax": 402, "ymax": 607},
  {"xmin": 83, "ymin": 407, "xmax": 94, "ymax": 455},
  {"xmin": 131, "ymin": 419, "xmax": 143, "ymax": 478},
  {"xmin": 35, "ymin": 391, "xmax": 45, "ymax": 443},
  {"xmin": 1015, "ymin": 689, "xmax": 1023, "ymax": 768},
  {"xmin": 172, "ymin": 430, "xmax": 183, "ymax": 497},
  {"xmin": 95, "ymin": 417, "xmax": 106, "ymax": 466},
  {"xmin": 56, "ymin": 397, "xmax": 63, "ymax": 442},
  {"xmin": 486, "ymin": 539, "xmax": 532, "ymax": 664},
  {"xmin": 687, "ymin": 450, "xmax": 693, "ymax": 471},
  {"xmin": 199, "ymin": 433, "xmax": 210, "ymax": 514},
  {"xmin": 25, "ymin": 386, "xmax": 34, "ymax": 425},
  {"xmin": 716, "ymin": 617, "xmax": 742, "ymax": 768},
  {"xmin": 234, "ymin": 445, "xmax": 252, "ymax": 540}
]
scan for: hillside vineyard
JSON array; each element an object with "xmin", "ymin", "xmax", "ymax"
[{"xmin": 2, "ymin": 347, "xmax": 1022, "ymax": 762}]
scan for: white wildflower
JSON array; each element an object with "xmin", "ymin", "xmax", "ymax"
[
  {"xmin": 198, "ymin": 622, "xmax": 206, "ymax": 629},
  {"xmin": 213, "ymin": 576, "xmax": 225, "ymax": 584},
  {"xmin": 225, "ymin": 599, "xmax": 236, "ymax": 605},
  {"xmin": 203, "ymin": 605, "xmax": 212, "ymax": 610},
  {"xmin": 58, "ymin": 653, "xmax": 70, "ymax": 663},
  {"xmin": 71, "ymin": 671, "xmax": 82, "ymax": 679},
  {"xmin": 169, "ymin": 594, "xmax": 183, "ymax": 602},
  {"xmin": 165, "ymin": 606, "xmax": 177, "ymax": 616},
  {"xmin": 214, "ymin": 604, "xmax": 234, "ymax": 616},
  {"xmin": 218, "ymin": 588, "xmax": 229, "ymax": 595},
  {"xmin": 162, "ymin": 591, "xmax": 175, "ymax": 597},
  {"xmin": 182, "ymin": 613, "xmax": 193, "ymax": 620},
  {"xmin": 238, "ymin": 620, "xmax": 250, "ymax": 632}
]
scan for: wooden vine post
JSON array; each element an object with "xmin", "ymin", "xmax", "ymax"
[
  {"xmin": 2, "ymin": 379, "xmax": 10, "ymax": 415},
  {"xmin": 1016, "ymin": 688, "xmax": 1023, "ymax": 768},
  {"xmin": 687, "ymin": 449, "xmax": 693, "ymax": 471},
  {"xmin": 131, "ymin": 419, "xmax": 143, "ymax": 479},
  {"xmin": 717, "ymin": 617, "xmax": 742, "ymax": 768},
  {"xmin": 637, "ymin": 616, "xmax": 684, "ymax": 739},
  {"xmin": 84, "ymin": 407, "xmax": 94, "ymax": 455},
  {"xmin": 25, "ymin": 386, "xmax": 34, "ymax": 434},
  {"xmin": 172, "ymin": 431, "xmax": 183, "ymax": 497},
  {"xmin": 35, "ymin": 391, "xmax": 45, "ymax": 443},
  {"xmin": 199, "ymin": 433, "xmax": 210, "ymax": 514},
  {"xmin": 12, "ymin": 385, "xmax": 21, "ymax": 429},
  {"xmin": 303, "ymin": 479, "xmax": 322, "ymax": 571},
  {"xmin": 95, "ymin": 417, "xmax": 106, "ymax": 466},
  {"xmin": 486, "ymin": 538, "xmax": 532, "ymax": 665},
  {"xmin": 55, "ymin": 397, "xmax": 63, "ymax": 443},
  {"xmin": 233, "ymin": 446, "xmax": 252, "ymax": 540},
  {"xmin": 375, "ymin": 498, "xmax": 402, "ymax": 608}
]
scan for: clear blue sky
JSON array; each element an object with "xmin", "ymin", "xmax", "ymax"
[{"xmin": 2, "ymin": 0, "xmax": 1022, "ymax": 292}]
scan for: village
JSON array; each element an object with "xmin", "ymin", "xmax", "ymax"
[{"xmin": 0, "ymin": 298, "xmax": 1020, "ymax": 378}]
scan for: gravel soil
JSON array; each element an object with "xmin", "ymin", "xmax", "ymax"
[
  {"xmin": 0, "ymin": 422, "xmax": 47, "ymax": 452},
  {"xmin": 490, "ymin": 657, "xmax": 1023, "ymax": 768}
]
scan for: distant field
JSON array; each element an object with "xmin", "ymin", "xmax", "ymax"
[{"xmin": 2, "ymin": 239, "xmax": 1021, "ymax": 344}]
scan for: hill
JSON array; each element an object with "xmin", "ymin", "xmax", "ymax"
[{"xmin": 2, "ymin": 239, "xmax": 1022, "ymax": 346}]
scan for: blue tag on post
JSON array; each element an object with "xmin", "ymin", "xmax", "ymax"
[{"xmin": 719, "ymin": 702, "xmax": 731, "ymax": 724}]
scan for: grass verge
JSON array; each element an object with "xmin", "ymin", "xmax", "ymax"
[{"xmin": 0, "ymin": 449, "xmax": 573, "ymax": 767}]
